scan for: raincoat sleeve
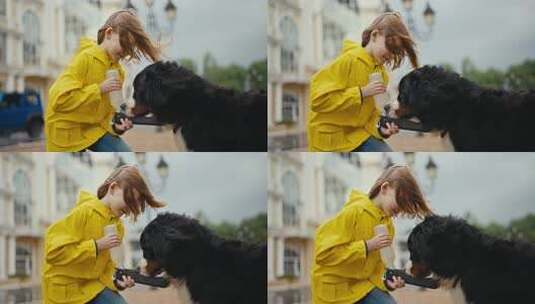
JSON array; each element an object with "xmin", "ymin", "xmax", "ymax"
[
  {"xmin": 49, "ymin": 53, "xmax": 103, "ymax": 121},
  {"xmin": 310, "ymin": 54, "xmax": 363, "ymax": 113},
  {"xmin": 315, "ymin": 207, "xmax": 367, "ymax": 266},
  {"xmin": 100, "ymin": 221, "xmax": 125, "ymax": 292},
  {"xmin": 45, "ymin": 208, "xmax": 97, "ymax": 266}
]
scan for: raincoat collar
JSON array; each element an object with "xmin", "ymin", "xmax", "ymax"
[
  {"xmin": 76, "ymin": 190, "xmax": 118, "ymax": 220},
  {"xmin": 78, "ymin": 37, "xmax": 115, "ymax": 67},
  {"xmin": 341, "ymin": 39, "xmax": 379, "ymax": 68},
  {"xmin": 347, "ymin": 189, "xmax": 387, "ymax": 220}
]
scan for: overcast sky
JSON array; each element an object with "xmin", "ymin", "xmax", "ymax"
[
  {"xmin": 387, "ymin": 0, "xmax": 535, "ymax": 82},
  {"xmin": 131, "ymin": 0, "xmax": 267, "ymax": 67},
  {"xmin": 119, "ymin": 153, "xmax": 267, "ymax": 225},
  {"xmin": 380, "ymin": 153, "xmax": 535, "ymax": 234}
]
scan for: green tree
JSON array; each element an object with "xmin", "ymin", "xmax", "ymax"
[
  {"xmin": 505, "ymin": 59, "xmax": 535, "ymax": 90},
  {"xmin": 202, "ymin": 52, "xmax": 247, "ymax": 91},
  {"xmin": 178, "ymin": 58, "xmax": 198, "ymax": 74},
  {"xmin": 461, "ymin": 57, "xmax": 506, "ymax": 89},
  {"xmin": 248, "ymin": 59, "xmax": 267, "ymax": 91}
]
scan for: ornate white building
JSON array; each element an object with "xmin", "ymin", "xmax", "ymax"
[
  {"xmin": 267, "ymin": 0, "xmax": 384, "ymax": 151},
  {"xmin": 0, "ymin": 0, "xmax": 106, "ymax": 108},
  {"xmin": 267, "ymin": 152, "xmax": 385, "ymax": 304},
  {"xmin": 0, "ymin": 153, "xmax": 100, "ymax": 303}
]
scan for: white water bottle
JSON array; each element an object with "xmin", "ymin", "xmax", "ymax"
[
  {"xmin": 106, "ymin": 69, "xmax": 123, "ymax": 111},
  {"xmin": 368, "ymin": 72, "xmax": 388, "ymax": 111},
  {"xmin": 374, "ymin": 224, "xmax": 394, "ymax": 268},
  {"xmin": 104, "ymin": 224, "xmax": 122, "ymax": 265}
]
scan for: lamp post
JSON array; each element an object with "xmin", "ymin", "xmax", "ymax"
[
  {"xmin": 383, "ymin": 0, "xmax": 436, "ymax": 41},
  {"xmin": 124, "ymin": 0, "xmax": 178, "ymax": 41}
]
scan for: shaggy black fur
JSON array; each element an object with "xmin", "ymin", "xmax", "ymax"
[
  {"xmin": 396, "ymin": 65, "xmax": 535, "ymax": 151},
  {"xmin": 407, "ymin": 215, "xmax": 535, "ymax": 304},
  {"xmin": 132, "ymin": 61, "xmax": 267, "ymax": 151},
  {"xmin": 140, "ymin": 213, "xmax": 267, "ymax": 304}
]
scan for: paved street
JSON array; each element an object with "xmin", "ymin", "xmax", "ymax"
[
  {"xmin": 387, "ymin": 131, "xmax": 454, "ymax": 152},
  {"xmin": 0, "ymin": 125, "xmax": 185, "ymax": 152}
]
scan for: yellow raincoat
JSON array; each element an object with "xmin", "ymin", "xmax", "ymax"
[
  {"xmin": 308, "ymin": 40, "xmax": 389, "ymax": 151},
  {"xmin": 45, "ymin": 38, "xmax": 125, "ymax": 151},
  {"xmin": 42, "ymin": 190, "xmax": 125, "ymax": 304},
  {"xmin": 312, "ymin": 190, "xmax": 395, "ymax": 304}
]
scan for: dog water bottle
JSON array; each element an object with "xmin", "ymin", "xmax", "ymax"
[
  {"xmin": 104, "ymin": 224, "xmax": 122, "ymax": 266},
  {"xmin": 369, "ymin": 72, "xmax": 388, "ymax": 112},
  {"xmin": 374, "ymin": 224, "xmax": 394, "ymax": 268},
  {"xmin": 106, "ymin": 69, "xmax": 124, "ymax": 111}
]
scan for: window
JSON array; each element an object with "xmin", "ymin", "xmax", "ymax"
[
  {"xmin": 279, "ymin": 16, "xmax": 298, "ymax": 72},
  {"xmin": 56, "ymin": 175, "xmax": 79, "ymax": 212},
  {"xmin": 0, "ymin": 32, "xmax": 6, "ymax": 65},
  {"xmin": 65, "ymin": 15, "xmax": 87, "ymax": 54},
  {"xmin": 281, "ymin": 171, "xmax": 299, "ymax": 226},
  {"xmin": 282, "ymin": 93, "xmax": 299, "ymax": 123},
  {"xmin": 283, "ymin": 248, "xmax": 300, "ymax": 277},
  {"xmin": 22, "ymin": 11, "xmax": 40, "ymax": 65},
  {"xmin": 15, "ymin": 245, "xmax": 32, "ymax": 276},
  {"xmin": 0, "ymin": 0, "xmax": 5, "ymax": 16},
  {"xmin": 325, "ymin": 176, "xmax": 347, "ymax": 213},
  {"xmin": 14, "ymin": 170, "xmax": 31, "ymax": 226},
  {"xmin": 323, "ymin": 22, "xmax": 346, "ymax": 61}
]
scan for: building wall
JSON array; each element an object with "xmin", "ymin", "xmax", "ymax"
[
  {"xmin": 267, "ymin": 152, "xmax": 385, "ymax": 304},
  {"xmin": 268, "ymin": 0, "xmax": 383, "ymax": 151}
]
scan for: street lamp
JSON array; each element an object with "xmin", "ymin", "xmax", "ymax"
[
  {"xmin": 124, "ymin": 0, "xmax": 136, "ymax": 11},
  {"xmin": 116, "ymin": 156, "xmax": 126, "ymax": 168},
  {"xmin": 425, "ymin": 156, "xmax": 438, "ymax": 185},
  {"xmin": 134, "ymin": 152, "xmax": 147, "ymax": 166},
  {"xmin": 383, "ymin": 0, "xmax": 436, "ymax": 41},
  {"xmin": 156, "ymin": 155, "xmax": 169, "ymax": 180},
  {"xmin": 165, "ymin": 0, "xmax": 177, "ymax": 22}
]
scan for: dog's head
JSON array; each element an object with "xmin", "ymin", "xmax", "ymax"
[
  {"xmin": 397, "ymin": 65, "xmax": 474, "ymax": 130},
  {"xmin": 408, "ymin": 215, "xmax": 480, "ymax": 280},
  {"xmin": 132, "ymin": 61, "xmax": 209, "ymax": 126},
  {"xmin": 140, "ymin": 212, "xmax": 213, "ymax": 278}
]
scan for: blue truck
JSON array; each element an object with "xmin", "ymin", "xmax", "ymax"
[{"xmin": 0, "ymin": 90, "xmax": 44, "ymax": 138}]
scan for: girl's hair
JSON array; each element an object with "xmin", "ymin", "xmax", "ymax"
[
  {"xmin": 97, "ymin": 165, "xmax": 166, "ymax": 221},
  {"xmin": 361, "ymin": 12, "xmax": 418, "ymax": 69},
  {"xmin": 368, "ymin": 165, "xmax": 432, "ymax": 218},
  {"xmin": 97, "ymin": 10, "xmax": 160, "ymax": 62}
]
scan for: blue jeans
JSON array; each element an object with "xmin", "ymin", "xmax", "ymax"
[
  {"xmin": 357, "ymin": 288, "xmax": 397, "ymax": 304},
  {"xmin": 88, "ymin": 133, "xmax": 131, "ymax": 152},
  {"xmin": 88, "ymin": 288, "xmax": 127, "ymax": 304},
  {"xmin": 353, "ymin": 137, "xmax": 392, "ymax": 152}
]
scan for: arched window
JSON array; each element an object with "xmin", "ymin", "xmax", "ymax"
[
  {"xmin": 0, "ymin": 0, "xmax": 6, "ymax": 16},
  {"xmin": 279, "ymin": 16, "xmax": 298, "ymax": 72},
  {"xmin": 281, "ymin": 171, "xmax": 299, "ymax": 226},
  {"xmin": 13, "ymin": 170, "xmax": 31, "ymax": 226},
  {"xmin": 325, "ymin": 176, "xmax": 347, "ymax": 213},
  {"xmin": 22, "ymin": 11, "xmax": 40, "ymax": 65},
  {"xmin": 323, "ymin": 21, "xmax": 346, "ymax": 61},
  {"xmin": 65, "ymin": 15, "xmax": 87, "ymax": 54}
]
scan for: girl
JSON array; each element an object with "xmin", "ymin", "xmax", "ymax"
[
  {"xmin": 312, "ymin": 165, "xmax": 433, "ymax": 304},
  {"xmin": 46, "ymin": 10, "xmax": 160, "ymax": 152},
  {"xmin": 42, "ymin": 165, "xmax": 166, "ymax": 304},
  {"xmin": 308, "ymin": 12, "xmax": 419, "ymax": 152}
]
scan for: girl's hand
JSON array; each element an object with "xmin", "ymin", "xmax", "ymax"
[
  {"xmin": 113, "ymin": 118, "xmax": 133, "ymax": 134},
  {"xmin": 386, "ymin": 276, "xmax": 405, "ymax": 290},
  {"xmin": 116, "ymin": 275, "xmax": 135, "ymax": 289},
  {"xmin": 362, "ymin": 81, "xmax": 386, "ymax": 98},
  {"xmin": 379, "ymin": 122, "xmax": 399, "ymax": 138},
  {"xmin": 96, "ymin": 234, "xmax": 121, "ymax": 251},
  {"xmin": 100, "ymin": 77, "xmax": 123, "ymax": 94},
  {"xmin": 366, "ymin": 233, "xmax": 392, "ymax": 252}
]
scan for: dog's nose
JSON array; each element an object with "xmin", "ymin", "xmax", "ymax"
[{"xmin": 384, "ymin": 104, "xmax": 392, "ymax": 114}]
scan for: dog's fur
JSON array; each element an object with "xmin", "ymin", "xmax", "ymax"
[
  {"xmin": 140, "ymin": 213, "xmax": 267, "ymax": 304},
  {"xmin": 131, "ymin": 61, "xmax": 267, "ymax": 151},
  {"xmin": 407, "ymin": 215, "xmax": 535, "ymax": 304},
  {"xmin": 396, "ymin": 65, "xmax": 535, "ymax": 151}
]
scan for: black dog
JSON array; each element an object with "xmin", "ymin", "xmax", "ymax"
[
  {"xmin": 408, "ymin": 215, "xmax": 535, "ymax": 304},
  {"xmin": 132, "ymin": 61, "xmax": 267, "ymax": 151},
  {"xmin": 140, "ymin": 213, "xmax": 267, "ymax": 304},
  {"xmin": 396, "ymin": 65, "xmax": 535, "ymax": 151}
]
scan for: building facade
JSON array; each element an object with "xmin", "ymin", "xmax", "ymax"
[{"xmin": 267, "ymin": 0, "xmax": 383, "ymax": 151}]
